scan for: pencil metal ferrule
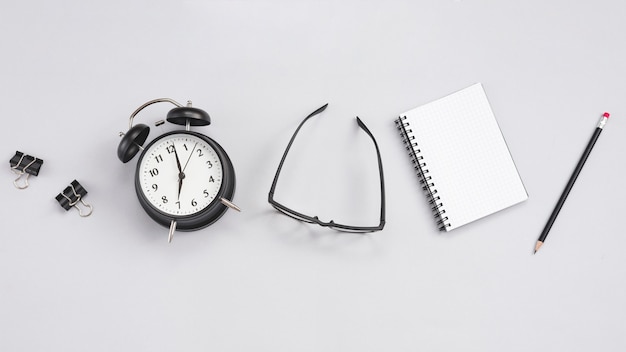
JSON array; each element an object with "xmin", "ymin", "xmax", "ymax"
[{"xmin": 597, "ymin": 114, "xmax": 609, "ymax": 129}]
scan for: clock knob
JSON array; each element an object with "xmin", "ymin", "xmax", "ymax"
[
  {"xmin": 166, "ymin": 106, "xmax": 211, "ymax": 127},
  {"xmin": 117, "ymin": 124, "xmax": 150, "ymax": 163}
]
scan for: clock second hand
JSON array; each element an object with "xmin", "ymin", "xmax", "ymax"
[{"xmin": 182, "ymin": 142, "xmax": 198, "ymax": 173}]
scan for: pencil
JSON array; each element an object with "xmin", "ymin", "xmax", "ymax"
[{"xmin": 534, "ymin": 112, "xmax": 610, "ymax": 254}]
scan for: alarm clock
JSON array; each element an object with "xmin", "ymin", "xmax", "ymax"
[{"xmin": 117, "ymin": 98, "xmax": 239, "ymax": 243}]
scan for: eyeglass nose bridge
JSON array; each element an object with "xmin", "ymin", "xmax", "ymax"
[{"xmin": 312, "ymin": 216, "xmax": 334, "ymax": 226}]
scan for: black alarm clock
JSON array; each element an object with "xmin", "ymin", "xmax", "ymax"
[{"xmin": 117, "ymin": 98, "xmax": 239, "ymax": 243}]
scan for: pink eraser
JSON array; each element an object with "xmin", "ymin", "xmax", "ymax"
[{"xmin": 603, "ymin": 112, "xmax": 610, "ymax": 118}]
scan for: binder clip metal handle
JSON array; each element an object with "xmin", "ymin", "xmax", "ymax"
[
  {"xmin": 9, "ymin": 151, "xmax": 43, "ymax": 189},
  {"xmin": 13, "ymin": 170, "xmax": 31, "ymax": 189},
  {"xmin": 55, "ymin": 180, "xmax": 93, "ymax": 217}
]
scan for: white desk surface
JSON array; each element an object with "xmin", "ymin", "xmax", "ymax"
[{"xmin": 1, "ymin": 1, "xmax": 625, "ymax": 351}]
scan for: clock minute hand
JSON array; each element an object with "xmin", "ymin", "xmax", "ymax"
[
  {"xmin": 172, "ymin": 144, "xmax": 185, "ymax": 200},
  {"xmin": 173, "ymin": 146, "xmax": 183, "ymax": 173}
]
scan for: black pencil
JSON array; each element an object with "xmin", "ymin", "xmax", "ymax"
[{"xmin": 534, "ymin": 112, "xmax": 610, "ymax": 254}]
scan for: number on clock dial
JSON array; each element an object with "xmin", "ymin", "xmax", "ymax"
[{"xmin": 139, "ymin": 134, "xmax": 224, "ymax": 216}]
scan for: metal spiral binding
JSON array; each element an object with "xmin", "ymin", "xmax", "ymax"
[{"xmin": 395, "ymin": 116, "xmax": 450, "ymax": 230}]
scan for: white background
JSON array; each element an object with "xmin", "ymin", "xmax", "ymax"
[{"xmin": 1, "ymin": 1, "xmax": 625, "ymax": 351}]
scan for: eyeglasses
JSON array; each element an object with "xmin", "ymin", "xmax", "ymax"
[{"xmin": 268, "ymin": 103, "xmax": 386, "ymax": 233}]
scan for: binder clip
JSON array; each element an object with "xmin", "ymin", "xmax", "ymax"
[
  {"xmin": 55, "ymin": 180, "xmax": 93, "ymax": 217},
  {"xmin": 9, "ymin": 151, "xmax": 44, "ymax": 189}
]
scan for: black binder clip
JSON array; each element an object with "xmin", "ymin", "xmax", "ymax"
[
  {"xmin": 9, "ymin": 151, "xmax": 44, "ymax": 189},
  {"xmin": 55, "ymin": 180, "xmax": 93, "ymax": 217}
]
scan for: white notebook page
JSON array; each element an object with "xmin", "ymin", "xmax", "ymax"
[{"xmin": 401, "ymin": 83, "xmax": 528, "ymax": 231}]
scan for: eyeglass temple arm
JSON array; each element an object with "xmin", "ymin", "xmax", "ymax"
[
  {"xmin": 268, "ymin": 103, "xmax": 329, "ymax": 201},
  {"xmin": 356, "ymin": 117, "xmax": 386, "ymax": 226}
]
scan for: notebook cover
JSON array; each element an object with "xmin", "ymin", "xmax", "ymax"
[{"xmin": 400, "ymin": 83, "xmax": 528, "ymax": 231}]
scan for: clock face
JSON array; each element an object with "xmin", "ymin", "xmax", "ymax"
[{"xmin": 137, "ymin": 132, "xmax": 224, "ymax": 217}]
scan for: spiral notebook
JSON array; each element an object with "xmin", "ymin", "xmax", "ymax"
[{"xmin": 396, "ymin": 83, "xmax": 528, "ymax": 231}]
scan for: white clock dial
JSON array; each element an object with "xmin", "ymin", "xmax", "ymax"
[{"xmin": 138, "ymin": 133, "xmax": 224, "ymax": 216}]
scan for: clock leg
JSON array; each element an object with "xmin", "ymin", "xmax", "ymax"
[
  {"xmin": 168, "ymin": 220, "xmax": 177, "ymax": 243},
  {"xmin": 220, "ymin": 197, "xmax": 241, "ymax": 212}
]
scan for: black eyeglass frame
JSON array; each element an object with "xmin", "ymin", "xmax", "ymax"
[{"xmin": 268, "ymin": 103, "xmax": 386, "ymax": 233}]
